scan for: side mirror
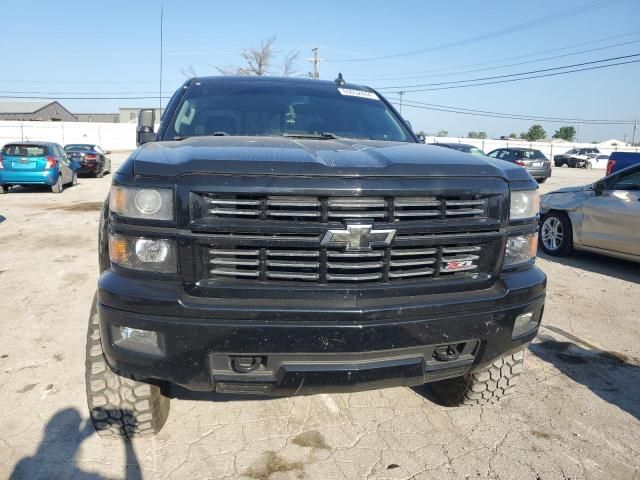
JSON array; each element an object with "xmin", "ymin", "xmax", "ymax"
[
  {"xmin": 136, "ymin": 109, "xmax": 156, "ymax": 146},
  {"xmin": 593, "ymin": 181, "xmax": 606, "ymax": 196}
]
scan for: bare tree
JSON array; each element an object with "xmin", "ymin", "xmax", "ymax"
[
  {"xmin": 282, "ymin": 50, "xmax": 299, "ymax": 77},
  {"xmin": 180, "ymin": 65, "xmax": 198, "ymax": 78},
  {"xmin": 214, "ymin": 36, "xmax": 299, "ymax": 77}
]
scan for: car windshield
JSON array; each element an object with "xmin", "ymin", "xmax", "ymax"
[
  {"xmin": 163, "ymin": 81, "xmax": 412, "ymax": 142},
  {"xmin": 2, "ymin": 144, "xmax": 49, "ymax": 157},
  {"xmin": 65, "ymin": 145, "xmax": 93, "ymax": 151}
]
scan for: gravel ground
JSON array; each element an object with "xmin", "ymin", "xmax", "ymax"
[{"xmin": 0, "ymin": 155, "xmax": 638, "ymax": 480}]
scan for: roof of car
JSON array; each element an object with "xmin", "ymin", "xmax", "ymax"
[
  {"xmin": 493, "ymin": 147, "xmax": 540, "ymax": 151},
  {"xmin": 190, "ymin": 75, "xmax": 373, "ymax": 92},
  {"xmin": 3, "ymin": 141, "xmax": 57, "ymax": 146},
  {"xmin": 433, "ymin": 143, "xmax": 478, "ymax": 148}
]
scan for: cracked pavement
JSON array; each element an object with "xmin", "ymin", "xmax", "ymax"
[{"xmin": 0, "ymin": 156, "xmax": 638, "ymax": 479}]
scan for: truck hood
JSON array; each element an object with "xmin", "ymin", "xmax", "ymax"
[{"xmin": 131, "ymin": 136, "xmax": 531, "ymax": 181}]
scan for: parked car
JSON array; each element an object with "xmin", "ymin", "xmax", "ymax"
[
  {"xmin": 606, "ymin": 151, "xmax": 640, "ymax": 175},
  {"xmin": 540, "ymin": 163, "xmax": 640, "ymax": 262},
  {"xmin": 64, "ymin": 144, "xmax": 111, "ymax": 178},
  {"xmin": 592, "ymin": 154, "xmax": 610, "ymax": 169},
  {"xmin": 86, "ymin": 76, "xmax": 545, "ymax": 437},
  {"xmin": 430, "ymin": 142, "xmax": 487, "ymax": 157},
  {"xmin": 0, "ymin": 141, "xmax": 79, "ymax": 194},
  {"xmin": 486, "ymin": 147, "xmax": 551, "ymax": 183},
  {"xmin": 553, "ymin": 147, "xmax": 600, "ymax": 168}
]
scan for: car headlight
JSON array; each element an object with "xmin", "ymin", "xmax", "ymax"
[
  {"xmin": 504, "ymin": 232, "xmax": 538, "ymax": 268},
  {"xmin": 109, "ymin": 233, "xmax": 177, "ymax": 273},
  {"xmin": 510, "ymin": 190, "xmax": 540, "ymax": 221},
  {"xmin": 110, "ymin": 185, "xmax": 174, "ymax": 221}
]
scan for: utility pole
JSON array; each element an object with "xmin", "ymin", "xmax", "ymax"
[
  {"xmin": 398, "ymin": 91, "xmax": 405, "ymax": 115},
  {"xmin": 576, "ymin": 123, "xmax": 582, "ymax": 143},
  {"xmin": 308, "ymin": 47, "xmax": 322, "ymax": 79},
  {"xmin": 159, "ymin": 4, "xmax": 164, "ymax": 113},
  {"xmin": 632, "ymin": 118, "xmax": 637, "ymax": 145}
]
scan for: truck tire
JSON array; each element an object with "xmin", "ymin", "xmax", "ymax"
[
  {"xmin": 0, "ymin": 185, "xmax": 6, "ymax": 194},
  {"xmin": 85, "ymin": 297, "xmax": 169, "ymax": 437},
  {"xmin": 430, "ymin": 350, "xmax": 524, "ymax": 406},
  {"xmin": 539, "ymin": 211, "xmax": 573, "ymax": 256}
]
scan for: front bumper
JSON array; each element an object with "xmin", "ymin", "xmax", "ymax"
[
  {"xmin": 97, "ymin": 266, "xmax": 546, "ymax": 395},
  {"xmin": 0, "ymin": 170, "xmax": 57, "ymax": 185}
]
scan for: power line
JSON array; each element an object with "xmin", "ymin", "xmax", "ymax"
[
  {"xmin": 386, "ymin": 97, "xmax": 635, "ymax": 125},
  {"xmin": 332, "ymin": 0, "xmax": 624, "ymax": 62},
  {"xmin": 376, "ymin": 53, "xmax": 640, "ymax": 90},
  {"xmin": 395, "ymin": 58, "xmax": 640, "ymax": 93},
  {"xmin": 368, "ymin": 38, "xmax": 640, "ymax": 83},
  {"xmin": 349, "ymin": 31, "xmax": 640, "ymax": 80}
]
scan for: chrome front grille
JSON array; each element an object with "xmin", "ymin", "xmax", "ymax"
[
  {"xmin": 203, "ymin": 194, "xmax": 487, "ymax": 222},
  {"xmin": 207, "ymin": 244, "xmax": 483, "ymax": 283}
]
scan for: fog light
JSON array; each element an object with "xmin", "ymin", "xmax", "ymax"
[
  {"xmin": 113, "ymin": 326, "xmax": 163, "ymax": 355},
  {"xmin": 512, "ymin": 312, "xmax": 538, "ymax": 338}
]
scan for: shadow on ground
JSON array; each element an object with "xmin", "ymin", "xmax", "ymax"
[
  {"xmin": 530, "ymin": 335, "xmax": 640, "ymax": 421},
  {"xmin": 10, "ymin": 408, "xmax": 141, "ymax": 480},
  {"xmin": 537, "ymin": 249, "xmax": 640, "ymax": 284}
]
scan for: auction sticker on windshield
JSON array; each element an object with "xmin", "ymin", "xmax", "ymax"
[{"xmin": 337, "ymin": 88, "xmax": 379, "ymax": 100}]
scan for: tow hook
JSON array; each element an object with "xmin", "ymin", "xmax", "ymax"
[{"xmin": 434, "ymin": 345, "xmax": 460, "ymax": 362}]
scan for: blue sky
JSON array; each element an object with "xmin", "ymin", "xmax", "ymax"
[{"xmin": 1, "ymin": 0, "xmax": 639, "ymax": 141}]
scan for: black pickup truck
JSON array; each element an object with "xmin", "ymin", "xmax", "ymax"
[{"xmin": 86, "ymin": 76, "xmax": 546, "ymax": 437}]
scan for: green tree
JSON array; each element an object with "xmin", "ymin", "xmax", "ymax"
[
  {"xmin": 477, "ymin": 131, "xmax": 487, "ymax": 139},
  {"xmin": 523, "ymin": 124, "xmax": 546, "ymax": 142},
  {"xmin": 552, "ymin": 126, "xmax": 576, "ymax": 141},
  {"xmin": 509, "ymin": 132, "xmax": 518, "ymax": 138},
  {"xmin": 436, "ymin": 130, "xmax": 449, "ymax": 137}
]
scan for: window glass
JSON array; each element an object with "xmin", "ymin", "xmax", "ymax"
[
  {"xmin": 164, "ymin": 82, "xmax": 412, "ymax": 142},
  {"xmin": 2, "ymin": 144, "xmax": 50, "ymax": 157},
  {"xmin": 613, "ymin": 170, "xmax": 640, "ymax": 191}
]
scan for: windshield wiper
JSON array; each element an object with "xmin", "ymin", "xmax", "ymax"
[{"xmin": 282, "ymin": 132, "xmax": 341, "ymax": 140}]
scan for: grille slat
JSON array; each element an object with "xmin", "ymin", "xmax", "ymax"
[{"xmin": 202, "ymin": 194, "xmax": 487, "ymax": 222}]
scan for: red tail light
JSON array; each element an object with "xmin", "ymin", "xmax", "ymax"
[
  {"xmin": 45, "ymin": 156, "xmax": 57, "ymax": 170},
  {"xmin": 606, "ymin": 159, "xmax": 616, "ymax": 175},
  {"xmin": 85, "ymin": 154, "xmax": 97, "ymax": 161},
  {"xmin": 515, "ymin": 161, "xmax": 525, "ymax": 167}
]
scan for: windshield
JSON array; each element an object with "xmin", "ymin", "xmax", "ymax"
[
  {"xmin": 65, "ymin": 144, "xmax": 93, "ymax": 151},
  {"xmin": 163, "ymin": 81, "xmax": 413, "ymax": 142},
  {"xmin": 2, "ymin": 144, "xmax": 50, "ymax": 157}
]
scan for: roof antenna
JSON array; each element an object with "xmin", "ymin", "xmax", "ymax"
[{"xmin": 334, "ymin": 73, "xmax": 345, "ymax": 86}]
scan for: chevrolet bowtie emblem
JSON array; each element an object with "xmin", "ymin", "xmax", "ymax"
[{"xmin": 321, "ymin": 224, "xmax": 396, "ymax": 251}]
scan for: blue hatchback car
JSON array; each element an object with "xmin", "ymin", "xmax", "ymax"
[{"xmin": 0, "ymin": 141, "xmax": 80, "ymax": 194}]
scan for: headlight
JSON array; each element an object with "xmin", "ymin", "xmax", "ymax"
[
  {"xmin": 109, "ymin": 234, "xmax": 177, "ymax": 273},
  {"xmin": 110, "ymin": 186, "xmax": 173, "ymax": 221},
  {"xmin": 504, "ymin": 232, "xmax": 538, "ymax": 267},
  {"xmin": 510, "ymin": 190, "xmax": 539, "ymax": 221}
]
